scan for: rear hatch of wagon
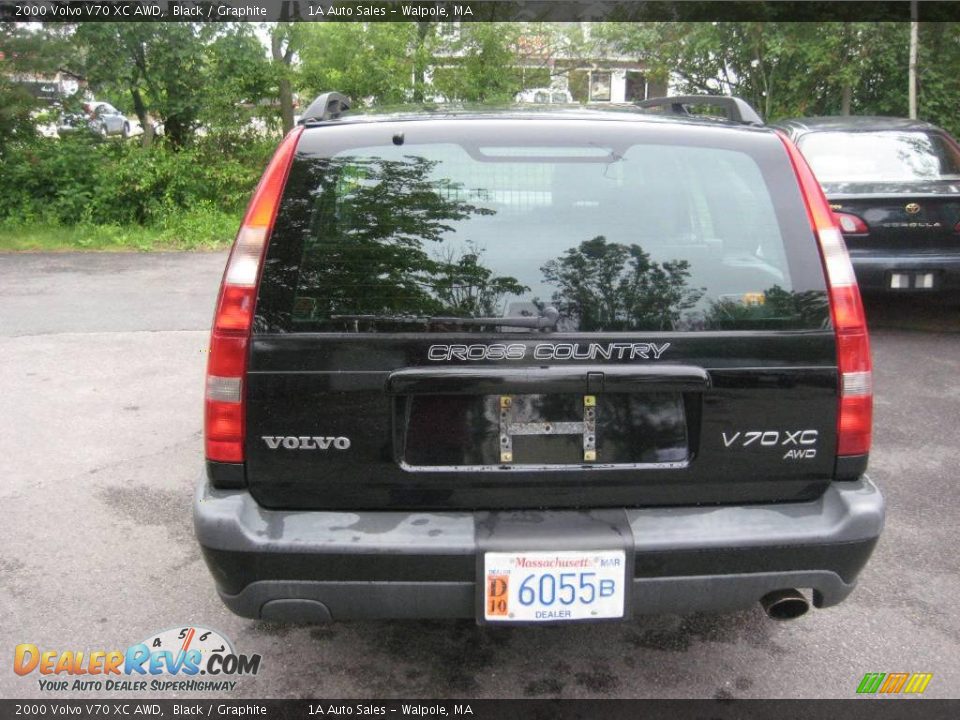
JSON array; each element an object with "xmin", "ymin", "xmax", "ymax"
[{"xmin": 236, "ymin": 118, "xmax": 856, "ymax": 511}]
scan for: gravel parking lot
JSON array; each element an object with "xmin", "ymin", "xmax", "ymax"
[{"xmin": 2, "ymin": 252, "xmax": 958, "ymax": 699}]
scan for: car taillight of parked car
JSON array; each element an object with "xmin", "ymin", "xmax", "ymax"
[
  {"xmin": 204, "ymin": 127, "xmax": 302, "ymax": 464},
  {"xmin": 777, "ymin": 132, "xmax": 873, "ymax": 458},
  {"xmin": 834, "ymin": 212, "xmax": 869, "ymax": 235}
]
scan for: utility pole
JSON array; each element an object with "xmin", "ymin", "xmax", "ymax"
[{"xmin": 909, "ymin": 0, "xmax": 918, "ymax": 119}]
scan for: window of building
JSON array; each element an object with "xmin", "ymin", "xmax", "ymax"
[
  {"xmin": 589, "ymin": 72, "xmax": 612, "ymax": 102},
  {"xmin": 625, "ymin": 71, "xmax": 647, "ymax": 102}
]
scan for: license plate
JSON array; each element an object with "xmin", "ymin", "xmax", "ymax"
[
  {"xmin": 890, "ymin": 271, "xmax": 936, "ymax": 289},
  {"xmin": 483, "ymin": 550, "xmax": 626, "ymax": 622}
]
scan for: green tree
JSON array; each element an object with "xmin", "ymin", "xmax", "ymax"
[
  {"xmin": 0, "ymin": 23, "xmax": 79, "ymax": 154},
  {"xmin": 597, "ymin": 22, "xmax": 910, "ymax": 121},
  {"xmin": 298, "ymin": 23, "xmax": 415, "ymax": 106},
  {"xmin": 201, "ymin": 24, "xmax": 276, "ymax": 137},
  {"xmin": 0, "ymin": 60, "xmax": 35, "ymax": 155},
  {"xmin": 432, "ymin": 23, "xmax": 524, "ymax": 102},
  {"xmin": 75, "ymin": 23, "xmax": 211, "ymax": 147},
  {"xmin": 917, "ymin": 23, "xmax": 960, "ymax": 137},
  {"xmin": 412, "ymin": 21, "xmax": 438, "ymax": 103},
  {"xmin": 270, "ymin": 22, "xmax": 304, "ymax": 133},
  {"xmin": 0, "ymin": 76, "xmax": 34, "ymax": 153},
  {"xmin": 75, "ymin": 22, "xmax": 281, "ymax": 147}
]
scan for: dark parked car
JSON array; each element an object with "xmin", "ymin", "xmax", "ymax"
[
  {"xmin": 194, "ymin": 93, "xmax": 882, "ymax": 625},
  {"xmin": 776, "ymin": 116, "xmax": 960, "ymax": 294}
]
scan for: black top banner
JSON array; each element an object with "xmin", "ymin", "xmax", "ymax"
[{"xmin": 1, "ymin": 0, "xmax": 958, "ymax": 23}]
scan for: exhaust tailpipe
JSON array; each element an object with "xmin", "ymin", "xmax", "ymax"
[{"xmin": 760, "ymin": 589, "xmax": 810, "ymax": 620}]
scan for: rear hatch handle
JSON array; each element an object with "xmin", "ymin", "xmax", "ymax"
[{"xmin": 386, "ymin": 365, "xmax": 711, "ymax": 395}]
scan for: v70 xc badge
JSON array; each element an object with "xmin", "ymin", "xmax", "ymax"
[
  {"xmin": 262, "ymin": 436, "xmax": 351, "ymax": 450},
  {"xmin": 722, "ymin": 429, "xmax": 819, "ymax": 460}
]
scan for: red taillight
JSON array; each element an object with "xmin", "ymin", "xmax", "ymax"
[
  {"xmin": 834, "ymin": 212, "xmax": 869, "ymax": 235},
  {"xmin": 204, "ymin": 127, "xmax": 303, "ymax": 464},
  {"xmin": 777, "ymin": 131, "xmax": 872, "ymax": 458}
]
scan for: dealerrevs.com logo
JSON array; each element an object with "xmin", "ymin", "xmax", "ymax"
[{"xmin": 14, "ymin": 626, "xmax": 261, "ymax": 693}]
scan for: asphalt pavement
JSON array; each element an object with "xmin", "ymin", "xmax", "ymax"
[{"xmin": 1, "ymin": 252, "xmax": 958, "ymax": 699}]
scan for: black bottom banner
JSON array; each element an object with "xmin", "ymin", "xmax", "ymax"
[{"xmin": 2, "ymin": 700, "xmax": 960, "ymax": 720}]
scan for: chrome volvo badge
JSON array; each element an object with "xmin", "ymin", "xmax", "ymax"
[{"xmin": 262, "ymin": 436, "xmax": 351, "ymax": 450}]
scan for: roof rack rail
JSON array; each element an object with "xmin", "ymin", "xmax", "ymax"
[
  {"xmin": 636, "ymin": 95, "xmax": 764, "ymax": 126},
  {"xmin": 298, "ymin": 92, "xmax": 351, "ymax": 124}
]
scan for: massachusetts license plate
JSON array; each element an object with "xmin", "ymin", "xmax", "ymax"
[{"xmin": 483, "ymin": 550, "xmax": 626, "ymax": 622}]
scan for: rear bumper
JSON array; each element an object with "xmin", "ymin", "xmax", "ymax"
[
  {"xmin": 194, "ymin": 476, "xmax": 884, "ymax": 623},
  {"xmin": 849, "ymin": 249, "xmax": 960, "ymax": 292}
]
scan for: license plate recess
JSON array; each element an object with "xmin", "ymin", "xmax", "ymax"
[{"xmin": 402, "ymin": 392, "xmax": 688, "ymax": 467}]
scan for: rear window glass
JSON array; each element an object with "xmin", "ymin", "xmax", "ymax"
[
  {"xmin": 799, "ymin": 130, "xmax": 960, "ymax": 182},
  {"xmin": 262, "ymin": 125, "xmax": 828, "ymax": 333}
]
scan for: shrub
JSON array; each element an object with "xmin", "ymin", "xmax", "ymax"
[{"xmin": 0, "ymin": 133, "xmax": 275, "ymax": 229}]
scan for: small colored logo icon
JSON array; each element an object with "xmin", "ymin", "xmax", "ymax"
[{"xmin": 857, "ymin": 672, "xmax": 933, "ymax": 695}]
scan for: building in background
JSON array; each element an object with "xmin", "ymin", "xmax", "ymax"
[
  {"xmin": 432, "ymin": 22, "xmax": 665, "ymax": 104},
  {"xmin": 2, "ymin": 61, "xmax": 86, "ymax": 105}
]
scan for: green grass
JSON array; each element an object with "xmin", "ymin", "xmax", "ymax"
[{"xmin": 0, "ymin": 207, "xmax": 240, "ymax": 252}]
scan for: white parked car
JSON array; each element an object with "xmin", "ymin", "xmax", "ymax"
[{"xmin": 83, "ymin": 101, "xmax": 133, "ymax": 137}]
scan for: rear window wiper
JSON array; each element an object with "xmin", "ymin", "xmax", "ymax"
[{"xmin": 331, "ymin": 307, "xmax": 559, "ymax": 331}]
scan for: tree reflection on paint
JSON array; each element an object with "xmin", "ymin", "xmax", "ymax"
[
  {"xmin": 540, "ymin": 235, "xmax": 705, "ymax": 331},
  {"xmin": 293, "ymin": 155, "xmax": 526, "ymax": 324}
]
